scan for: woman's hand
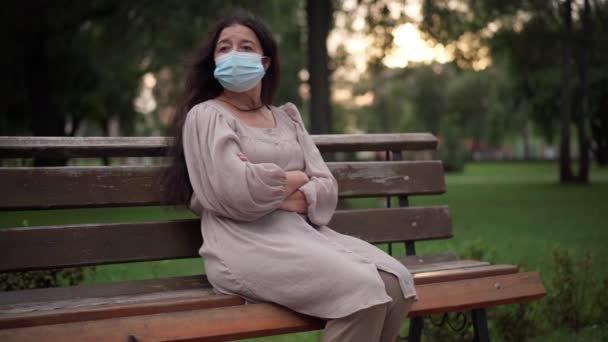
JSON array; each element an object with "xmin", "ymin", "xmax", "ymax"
[
  {"xmin": 285, "ymin": 170, "xmax": 309, "ymax": 196},
  {"xmin": 279, "ymin": 190, "xmax": 308, "ymax": 213},
  {"xmin": 237, "ymin": 152, "xmax": 308, "ymax": 210},
  {"xmin": 237, "ymin": 152, "xmax": 249, "ymax": 161}
]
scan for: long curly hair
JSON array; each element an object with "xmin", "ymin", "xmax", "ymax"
[{"xmin": 162, "ymin": 9, "xmax": 281, "ymax": 206}]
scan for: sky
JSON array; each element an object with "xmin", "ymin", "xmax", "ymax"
[{"xmin": 328, "ymin": 0, "xmax": 455, "ymax": 81}]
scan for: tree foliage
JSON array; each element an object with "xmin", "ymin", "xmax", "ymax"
[
  {"xmin": 0, "ymin": 0, "xmax": 306, "ymax": 139},
  {"xmin": 418, "ymin": 0, "xmax": 608, "ymax": 173}
]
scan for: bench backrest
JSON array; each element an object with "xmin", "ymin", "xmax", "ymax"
[{"xmin": 0, "ymin": 134, "xmax": 452, "ymax": 273}]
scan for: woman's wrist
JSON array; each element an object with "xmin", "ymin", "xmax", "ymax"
[{"xmin": 284, "ymin": 171, "xmax": 309, "ymax": 197}]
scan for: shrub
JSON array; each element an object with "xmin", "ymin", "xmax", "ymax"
[
  {"xmin": 545, "ymin": 249, "xmax": 594, "ymax": 332},
  {"xmin": 0, "ymin": 267, "xmax": 92, "ymax": 291}
]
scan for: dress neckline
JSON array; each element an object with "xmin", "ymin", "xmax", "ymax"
[{"xmin": 210, "ymin": 99, "xmax": 279, "ymax": 130}]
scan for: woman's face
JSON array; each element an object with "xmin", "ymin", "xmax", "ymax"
[{"xmin": 214, "ymin": 24, "xmax": 264, "ymax": 58}]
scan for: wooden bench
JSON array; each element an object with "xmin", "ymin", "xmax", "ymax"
[{"xmin": 0, "ymin": 134, "xmax": 546, "ymax": 341}]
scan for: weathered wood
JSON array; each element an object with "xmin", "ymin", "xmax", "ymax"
[
  {"xmin": 0, "ymin": 272, "xmax": 545, "ymax": 341},
  {"xmin": 0, "ymin": 289, "xmax": 242, "ymax": 330},
  {"xmin": 0, "ymin": 166, "xmax": 165, "ymax": 209},
  {"xmin": 333, "ymin": 161, "xmax": 445, "ymax": 198},
  {"xmin": 0, "ymin": 134, "xmax": 438, "ymax": 158},
  {"xmin": 411, "ymin": 271, "xmax": 546, "ymax": 316},
  {"xmin": 401, "ymin": 252, "xmax": 458, "ymax": 265},
  {"xmin": 406, "ymin": 259, "xmax": 490, "ymax": 274},
  {"xmin": 0, "ymin": 220, "xmax": 200, "ymax": 272},
  {"xmin": 0, "ymin": 207, "xmax": 451, "ymax": 272},
  {"xmin": 0, "ymin": 253, "xmax": 459, "ymax": 308},
  {"xmin": 312, "ymin": 133, "xmax": 438, "ymax": 152},
  {"xmin": 0, "ymin": 265, "xmax": 525, "ymax": 330},
  {"xmin": 0, "ymin": 302, "xmax": 325, "ymax": 341},
  {"xmin": 0, "ymin": 161, "xmax": 445, "ymax": 210},
  {"xmin": 413, "ymin": 264, "xmax": 519, "ymax": 285},
  {"xmin": 0, "ymin": 275, "xmax": 211, "ymax": 307},
  {"xmin": 0, "ymin": 137, "xmax": 170, "ymax": 158},
  {"xmin": 330, "ymin": 206, "xmax": 452, "ymax": 243}
]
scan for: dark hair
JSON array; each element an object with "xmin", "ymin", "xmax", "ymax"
[{"xmin": 162, "ymin": 9, "xmax": 281, "ymax": 206}]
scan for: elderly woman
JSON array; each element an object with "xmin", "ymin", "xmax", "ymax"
[{"xmin": 163, "ymin": 9, "xmax": 417, "ymax": 342}]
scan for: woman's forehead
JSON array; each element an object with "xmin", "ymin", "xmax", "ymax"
[{"xmin": 217, "ymin": 24, "xmax": 260, "ymax": 46}]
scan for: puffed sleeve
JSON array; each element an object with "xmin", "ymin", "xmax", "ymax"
[
  {"xmin": 281, "ymin": 102, "xmax": 338, "ymax": 227},
  {"xmin": 182, "ymin": 102, "xmax": 287, "ymax": 221}
]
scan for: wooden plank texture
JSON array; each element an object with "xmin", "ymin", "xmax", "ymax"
[
  {"xmin": 0, "ymin": 161, "xmax": 445, "ymax": 210},
  {"xmin": 0, "ymin": 206, "xmax": 451, "ymax": 272},
  {"xmin": 413, "ymin": 264, "xmax": 519, "ymax": 285},
  {"xmin": 0, "ymin": 260, "xmax": 519, "ymax": 329},
  {"xmin": 330, "ymin": 206, "xmax": 452, "ymax": 243},
  {"xmin": 0, "ymin": 134, "xmax": 438, "ymax": 158},
  {"xmin": 0, "ymin": 253, "xmax": 459, "ymax": 307},
  {"xmin": 0, "ymin": 275, "xmax": 211, "ymax": 307},
  {"xmin": 0, "ymin": 272, "xmax": 545, "ymax": 341}
]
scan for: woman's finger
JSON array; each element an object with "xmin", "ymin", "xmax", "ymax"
[{"xmin": 237, "ymin": 152, "xmax": 249, "ymax": 161}]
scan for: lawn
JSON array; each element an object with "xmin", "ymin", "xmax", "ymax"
[{"xmin": 1, "ymin": 161, "xmax": 607, "ymax": 341}]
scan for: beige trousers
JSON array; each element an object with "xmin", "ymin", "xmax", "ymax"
[{"xmin": 322, "ymin": 270, "xmax": 416, "ymax": 342}]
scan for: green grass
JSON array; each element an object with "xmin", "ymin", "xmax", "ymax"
[
  {"xmin": 413, "ymin": 162, "xmax": 608, "ymax": 280},
  {"xmin": 2, "ymin": 162, "xmax": 607, "ymax": 341}
]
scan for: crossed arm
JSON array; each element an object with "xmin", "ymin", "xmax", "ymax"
[{"xmin": 237, "ymin": 152, "xmax": 309, "ymax": 214}]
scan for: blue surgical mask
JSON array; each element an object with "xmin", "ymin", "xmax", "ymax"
[{"xmin": 213, "ymin": 51, "xmax": 266, "ymax": 92}]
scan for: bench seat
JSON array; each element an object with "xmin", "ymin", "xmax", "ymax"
[
  {"xmin": 0, "ymin": 253, "xmax": 526, "ymax": 330},
  {"xmin": 0, "ymin": 271, "xmax": 545, "ymax": 341}
]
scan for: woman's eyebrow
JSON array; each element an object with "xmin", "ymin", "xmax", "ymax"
[{"xmin": 217, "ymin": 38, "xmax": 256, "ymax": 46}]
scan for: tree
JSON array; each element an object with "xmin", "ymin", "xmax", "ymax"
[
  {"xmin": 306, "ymin": 0, "xmax": 333, "ymax": 134},
  {"xmin": 559, "ymin": 0, "xmax": 575, "ymax": 182},
  {"xmin": 418, "ymin": 0, "xmax": 608, "ymax": 181},
  {"xmin": 1, "ymin": 0, "xmax": 306, "ymax": 160}
]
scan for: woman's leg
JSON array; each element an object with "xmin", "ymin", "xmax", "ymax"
[
  {"xmin": 321, "ymin": 300, "xmax": 388, "ymax": 342},
  {"xmin": 378, "ymin": 270, "xmax": 416, "ymax": 342},
  {"xmin": 322, "ymin": 269, "xmax": 415, "ymax": 342}
]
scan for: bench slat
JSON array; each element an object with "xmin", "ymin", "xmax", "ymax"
[
  {"xmin": 414, "ymin": 264, "xmax": 519, "ymax": 285},
  {"xmin": 0, "ymin": 134, "xmax": 438, "ymax": 158},
  {"xmin": 0, "ymin": 272, "xmax": 545, "ymax": 341},
  {"xmin": 0, "ymin": 161, "xmax": 444, "ymax": 210},
  {"xmin": 0, "ymin": 261, "xmax": 519, "ymax": 329},
  {"xmin": 0, "ymin": 206, "xmax": 451, "ymax": 272},
  {"xmin": 0, "ymin": 253, "xmax": 458, "ymax": 307},
  {"xmin": 0, "ymin": 275, "xmax": 210, "ymax": 307}
]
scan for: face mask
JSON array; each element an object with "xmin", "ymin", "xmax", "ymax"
[{"xmin": 213, "ymin": 51, "xmax": 266, "ymax": 92}]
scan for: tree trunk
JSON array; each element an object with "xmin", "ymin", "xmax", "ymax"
[
  {"xmin": 591, "ymin": 81, "xmax": 608, "ymax": 166},
  {"xmin": 559, "ymin": 0, "xmax": 574, "ymax": 183},
  {"xmin": 575, "ymin": 0, "xmax": 591, "ymax": 182},
  {"xmin": 523, "ymin": 120, "xmax": 531, "ymax": 161},
  {"xmin": 306, "ymin": 0, "xmax": 332, "ymax": 135}
]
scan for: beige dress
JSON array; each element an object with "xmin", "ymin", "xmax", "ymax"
[{"xmin": 182, "ymin": 100, "xmax": 417, "ymax": 320}]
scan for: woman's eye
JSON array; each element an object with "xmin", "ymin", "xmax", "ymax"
[{"xmin": 242, "ymin": 46, "xmax": 253, "ymax": 51}]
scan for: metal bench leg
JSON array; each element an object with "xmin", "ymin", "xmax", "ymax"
[
  {"xmin": 471, "ymin": 309, "xmax": 490, "ymax": 342},
  {"xmin": 408, "ymin": 317, "xmax": 423, "ymax": 342}
]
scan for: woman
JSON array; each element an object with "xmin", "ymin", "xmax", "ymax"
[{"xmin": 163, "ymin": 9, "xmax": 417, "ymax": 342}]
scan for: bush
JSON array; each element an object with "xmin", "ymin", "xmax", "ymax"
[
  {"xmin": 408, "ymin": 245, "xmax": 608, "ymax": 340},
  {"xmin": 492, "ymin": 302, "xmax": 541, "ymax": 341},
  {"xmin": 460, "ymin": 238, "xmax": 497, "ymax": 263},
  {"xmin": 0, "ymin": 267, "xmax": 92, "ymax": 291},
  {"xmin": 545, "ymin": 248, "xmax": 607, "ymax": 332},
  {"xmin": 436, "ymin": 116, "xmax": 467, "ymax": 172}
]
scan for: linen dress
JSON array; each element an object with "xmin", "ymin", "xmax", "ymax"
[{"xmin": 182, "ymin": 99, "xmax": 417, "ymax": 320}]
